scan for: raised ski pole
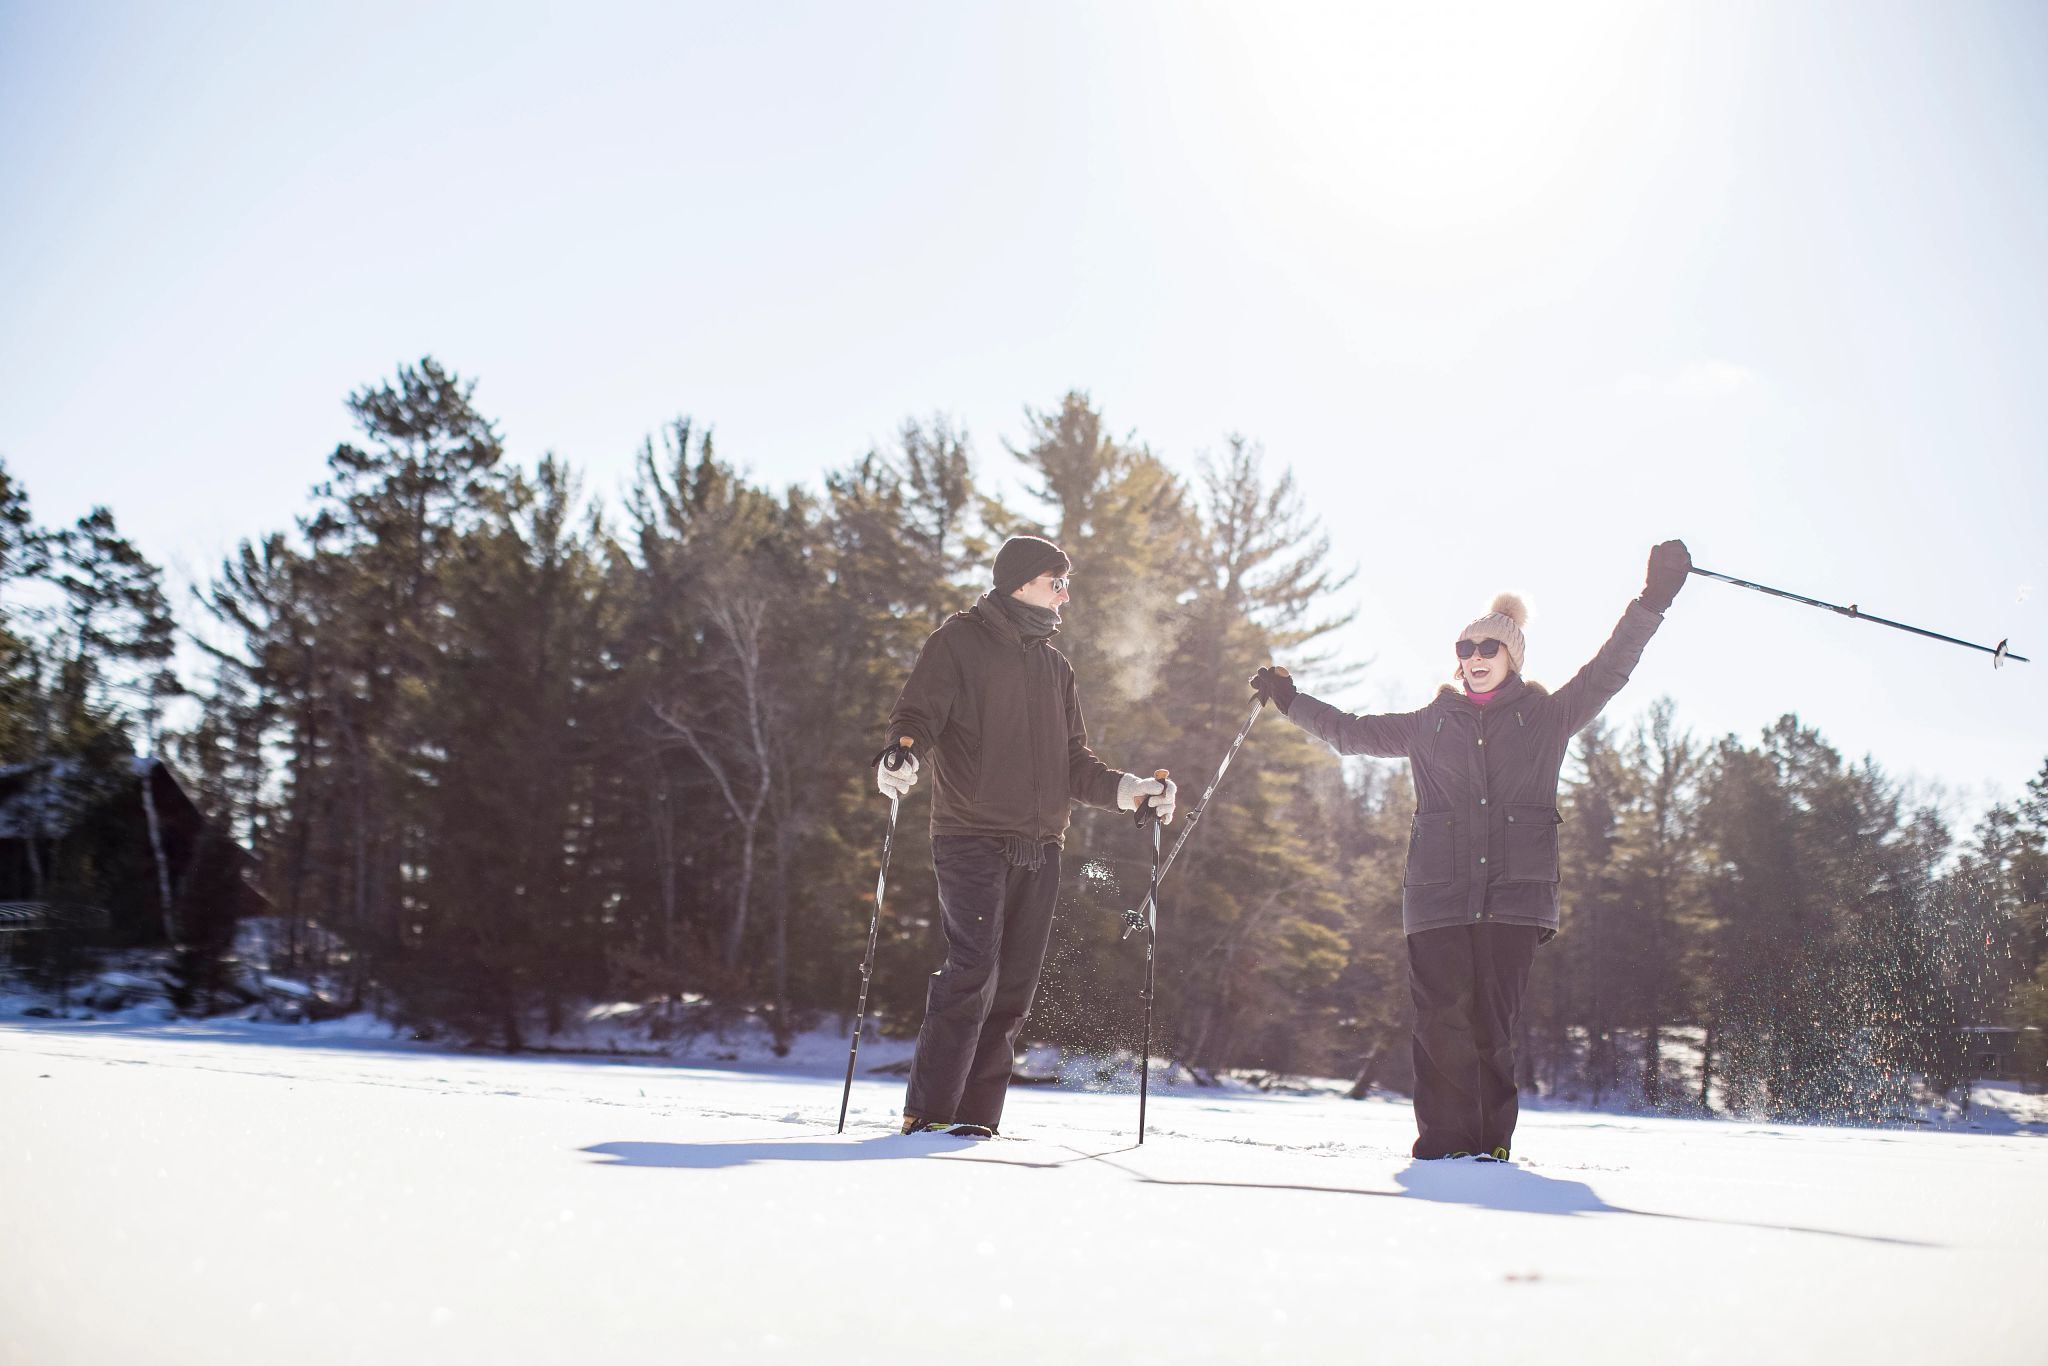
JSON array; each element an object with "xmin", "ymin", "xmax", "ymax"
[
  {"xmin": 1132, "ymin": 769, "xmax": 1169, "ymax": 1145},
  {"xmin": 1145, "ymin": 680, "xmax": 1276, "ymax": 901},
  {"xmin": 1118, "ymin": 688, "xmax": 1273, "ymax": 942},
  {"xmin": 1690, "ymin": 566, "xmax": 2030, "ymax": 667},
  {"xmin": 838, "ymin": 737, "xmax": 914, "ymax": 1134}
]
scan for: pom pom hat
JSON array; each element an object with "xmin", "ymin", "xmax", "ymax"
[{"xmin": 1459, "ymin": 593, "xmax": 1529, "ymax": 677}]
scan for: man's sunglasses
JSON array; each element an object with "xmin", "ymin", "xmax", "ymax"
[
  {"xmin": 1042, "ymin": 575, "xmax": 1070, "ymax": 593},
  {"xmin": 1455, "ymin": 638, "xmax": 1505, "ymax": 660}
]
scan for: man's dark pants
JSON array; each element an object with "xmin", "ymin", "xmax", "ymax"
[
  {"xmin": 904, "ymin": 835, "xmax": 1061, "ymax": 1130},
  {"xmin": 1406, "ymin": 921, "xmax": 1545, "ymax": 1158}
]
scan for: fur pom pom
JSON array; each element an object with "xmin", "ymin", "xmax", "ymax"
[{"xmin": 1489, "ymin": 592, "xmax": 1529, "ymax": 627}]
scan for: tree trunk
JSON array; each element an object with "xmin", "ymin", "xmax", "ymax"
[
  {"xmin": 1699, "ymin": 1021, "xmax": 1715, "ymax": 1112},
  {"xmin": 722, "ymin": 818, "xmax": 757, "ymax": 972},
  {"xmin": 1643, "ymin": 1023, "xmax": 1662, "ymax": 1107},
  {"xmin": 770, "ymin": 820, "xmax": 792, "ymax": 1056},
  {"xmin": 1346, "ymin": 1042, "xmax": 1386, "ymax": 1099},
  {"xmin": 139, "ymin": 760, "xmax": 177, "ymax": 943},
  {"xmin": 24, "ymin": 659, "xmax": 48, "ymax": 897}
]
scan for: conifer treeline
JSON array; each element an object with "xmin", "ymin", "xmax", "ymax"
[{"xmin": 3, "ymin": 357, "xmax": 2043, "ymax": 1116}]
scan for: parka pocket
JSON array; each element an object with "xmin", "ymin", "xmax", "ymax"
[
  {"xmin": 1405, "ymin": 812, "xmax": 1455, "ymax": 887},
  {"xmin": 1503, "ymin": 805, "xmax": 1562, "ymax": 883}
]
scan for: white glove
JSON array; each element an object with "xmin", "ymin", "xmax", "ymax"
[
  {"xmin": 876, "ymin": 751, "xmax": 919, "ymax": 799},
  {"xmin": 1117, "ymin": 772, "xmax": 1177, "ymax": 824}
]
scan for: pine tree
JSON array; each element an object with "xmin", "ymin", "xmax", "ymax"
[
  {"xmin": 1157, "ymin": 438, "xmax": 1353, "ymax": 1078},
  {"xmin": 1692, "ymin": 717, "xmax": 1961, "ymax": 1119},
  {"xmin": 1547, "ymin": 717, "xmax": 1632, "ymax": 1101},
  {"xmin": 195, "ymin": 358, "xmax": 506, "ymax": 1010},
  {"xmin": 0, "ymin": 456, "xmax": 50, "ymax": 764},
  {"xmin": 2011, "ymin": 759, "xmax": 2048, "ymax": 1087},
  {"xmin": 1612, "ymin": 701, "xmax": 1705, "ymax": 1108},
  {"xmin": 625, "ymin": 418, "xmax": 814, "ymax": 1044},
  {"xmin": 312, "ymin": 357, "xmax": 505, "ymax": 998},
  {"xmin": 992, "ymin": 393, "xmax": 1199, "ymax": 1060},
  {"xmin": 402, "ymin": 456, "xmax": 612, "ymax": 1047},
  {"xmin": 198, "ymin": 532, "xmax": 328, "ymax": 976}
]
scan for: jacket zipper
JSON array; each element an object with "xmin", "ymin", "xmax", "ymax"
[{"xmin": 1475, "ymin": 703, "xmax": 1491, "ymax": 921}]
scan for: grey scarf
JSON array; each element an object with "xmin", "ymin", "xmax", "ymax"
[{"xmin": 994, "ymin": 592, "xmax": 1061, "ymax": 643}]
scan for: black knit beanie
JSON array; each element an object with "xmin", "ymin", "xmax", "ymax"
[{"xmin": 992, "ymin": 535, "xmax": 1071, "ymax": 594}]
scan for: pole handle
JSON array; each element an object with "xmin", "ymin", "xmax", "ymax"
[
  {"xmin": 1135, "ymin": 768, "xmax": 1171, "ymax": 827},
  {"xmin": 1255, "ymin": 664, "xmax": 1289, "ymax": 709}
]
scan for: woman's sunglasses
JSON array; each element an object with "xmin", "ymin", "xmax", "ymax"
[{"xmin": 1455, "ymin": 638, "xmax": 1505, "ymax": 660}]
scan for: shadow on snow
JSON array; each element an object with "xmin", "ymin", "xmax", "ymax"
[
  {"xmin": 582, "ymin": 1134, "xmax": 1121, "ymax": 1171},
  {"xmin": 580, "ymin": 1136, "xmax": 1940, "ymax": 1248}
]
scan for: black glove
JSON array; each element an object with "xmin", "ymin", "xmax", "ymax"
[
  {"xmin": 1249, "ymin": 665, "xmax": 1296, "ymax": 714},
  {"xmin": 1640, "ymin": 540, "xmax": 1691, "ymax": 613}
]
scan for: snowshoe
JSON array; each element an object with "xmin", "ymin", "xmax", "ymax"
[{"xmin": 1475, "ymin": 1146, "xmax": 1512, "ymax": 1163}]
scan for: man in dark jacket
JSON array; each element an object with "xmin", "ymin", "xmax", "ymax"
[
  {"xmin": 881, "ymin": 535, "xmax": 1176, "ymax": 1137},
  {"xmin": 1251, "ymin": 541, "xmax": 1691, "ymax": 1161}
]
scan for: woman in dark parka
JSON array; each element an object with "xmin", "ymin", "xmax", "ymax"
[{"xmin": 1251, "ymin": 540, "xmax": 1691, "ymax": 1160}]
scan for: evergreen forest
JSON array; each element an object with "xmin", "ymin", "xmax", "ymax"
[{"xmin": 5, "ymin": 357, "xmax": 2044, "ymax": 1119}]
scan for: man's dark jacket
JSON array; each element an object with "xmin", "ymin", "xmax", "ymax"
[
  {"xmin": 1285, "ymin": 601, "xmax": 1664, "ymax": 937},
  {"xmin": 888, "ymin": 592, "xmax": 1126, "ymax": 845}
]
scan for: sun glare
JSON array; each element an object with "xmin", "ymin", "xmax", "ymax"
[{"xmin": 1198, "ymin": 4, "xmax": 1664, "ymax": 230}]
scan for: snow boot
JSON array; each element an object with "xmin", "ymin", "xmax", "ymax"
[{"xmin": 900, "ymin": 1113, "xmax": 995, "ymax": 1138}]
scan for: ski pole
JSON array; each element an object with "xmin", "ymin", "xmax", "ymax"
[
  {"xmin": 1133, "ymin": 768, "xmax": 1168, "ymax": 1145},
  {"xmin": 1128, "ymin": 683, "xmax": 1274, "ymax": 926},
  {"xmin": 1119, "ymin": 690, "xmax": 1270, "ymax": 942},
  {"xmin": 1690, "ymin": 566, "xmax": 2030, "ymax": 666},
  {"xmin": 1112, "ymin": 685, "xmax": 1274, "ymax": 1141},
  {"xmin": 838, "ymin": 737, "xmax": 914, "ymax": 1133}
]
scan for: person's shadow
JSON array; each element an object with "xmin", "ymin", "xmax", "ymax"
[
  {"xmin": 1387, "ymin": 1158, "xmax": 1935, "ymax": 1246},
  {"xmin": 582, "ymin": 1134, "xmax": 1115, "ymax": 1172},
  {"xmin": 580, "ymin": 1139, "xmax": 1936, "ymax": 1248},
  {"xmin": 1393, "ymin": 1158, "xmax": 1614, "ymax": 1215},
  {"xmin": 1110, "ymin": 1156, "xmax": 1608, "ymax": 1213}
]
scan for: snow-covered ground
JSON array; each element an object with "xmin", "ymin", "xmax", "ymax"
[{"xmin": 3, "ymin": 1014, "xmax": 2044, "ymax": 1366}]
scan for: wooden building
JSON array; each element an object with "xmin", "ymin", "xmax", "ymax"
[{"xmin": 0, "ymin": 755, "xmax": 265, "ymax": 954}]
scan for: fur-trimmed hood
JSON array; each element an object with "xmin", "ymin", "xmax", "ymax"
[{"xmin": 1431, "ymin": 675, "xmax": 1550, "ymax": 708}]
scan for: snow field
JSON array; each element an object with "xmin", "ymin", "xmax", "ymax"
[{"xmin": 2, "ymin": 1018, "xmax": 2042, "ymax": 1366}]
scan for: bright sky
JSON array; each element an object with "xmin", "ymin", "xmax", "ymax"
[{"xmin": 3, "ymin": 1, "xmax": 2044, "ymax": 825}]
